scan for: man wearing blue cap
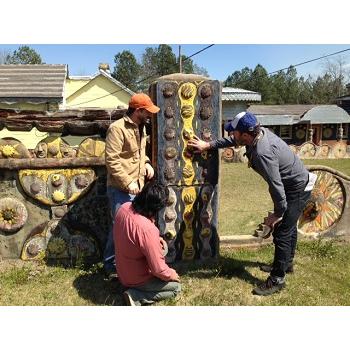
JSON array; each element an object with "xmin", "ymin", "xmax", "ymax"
[{"xmin": 188, "ymin": 111, "xmax": 316, "ymax": 296}]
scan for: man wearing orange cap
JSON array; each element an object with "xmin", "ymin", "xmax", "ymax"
[{"xmin": 103, "ymin": 93, "xmax": 160, "ymax": 279}]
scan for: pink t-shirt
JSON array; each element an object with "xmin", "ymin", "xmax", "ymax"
[{"xmin": 114, "ymin": 202, "xmax": 175, "ymax": 287}]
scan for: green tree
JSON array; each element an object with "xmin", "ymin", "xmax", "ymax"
[
  {"xmin": 193, "ymin": 63, "xmax": 209, "ymax": 77},
  {"xmin": 5, "ymin": 45, "xmax": 43, "ymax": 64},
  {"xmin": 180, "ymin": 55, "xmax": 194, "ymax": 74},
  {"xmin": 112, "ymin": 50, "xmax": 141, "ymax": 92},
  {"xmin": 138, "ymin": 45, "xmax": 209, "ymax": 90},
  {"xmin": 284, "ymin": 66, "xmax": 299, "ymax": 103},
  {"xmin": 312, "ymin": 74, "xmax": 334, "ymax": 103},
  {"xmin": 156, "ymin": 44, "xmax": 177, "ymax": 76},
  {"xmin": 270, "ymin": 70, "xmax": 287, "ymax": 104},
  {"xmin": 250, "ymin": 64, "xmax": 273, "ymax": 103},
  {"xmin": 139, "ymin": 45, "xmax": 177, "ymax": 90},
  {"xmin": 178, "ymin": 56, "xmax": 208, "ymax": 76},
  {"xmin": 298, "ymin": 75, "xmax": 314, "ymax": 104},
  {"xmin": 224, "ymin": 67, "xmax": 253, "ymax": 90}
]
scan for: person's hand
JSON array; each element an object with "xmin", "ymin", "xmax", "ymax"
[
  {"xmin": 127, "ymin": 181, "xmax": 140, "ymax": 195},
  {"xmin": 264, "ymin": 212, "xmax": 282, "ymax": 228},
  {"xmin": 145, "ymin": 163, "xmax": 154, "ymax": 180},
  {"xmin": 187, "ymin": 135, "xmax": 211, "ymax": 153},
  {"xmin": 170, "ymin": 269, "xmax": 180, "ymax": 282},
  {"xmin": 160, "ymin": 236, "xmax": 167, "ymax": 250},
  {"xmin": 160, "ymin": 237, "xmax": 168, "ymax": 257}
]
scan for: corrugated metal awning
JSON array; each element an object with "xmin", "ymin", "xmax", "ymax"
[
  {"xmin": 248, "ymin": 104, "xmax": 316, "ymax": 115},
  {"xmin": 301, "ymin": 105, "xmax": 350, "ymax": 124},
  {"xmin": 256, "ymin": 115, "xmax": 297, "ymax": 126},
  {"xmin": 222, "ymin": 87, "xmax": 261, "ymax": 102}
]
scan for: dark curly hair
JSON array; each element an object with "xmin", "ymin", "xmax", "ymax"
[{"xmin": 132, "ymin": 180, "xmax": 169, "ymax": 219}]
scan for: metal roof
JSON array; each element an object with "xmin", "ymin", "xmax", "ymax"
[
  {"xmin": 336, "ymin": 95, "xmax": 350, "ymax": 101},
  {"xmin": 301, "ymin": 105, "xmax": 350, "ymax": 124},
  {"xmin": 256, "ymin": 115, "xmax": 298, "ymax": 126},
  {"xmin": 248, "ymin": 104, "xmax": 317, "ymax": 115},
  {"xmin": 247, "ymin": 104, "xmax": 350, "ymax": 125},
  {"xmin": 222, "ymin": 87, "xmax": 261, "ymax": 102},
  {"xmin": 0, "ymin": 64, "xmax": 66, "ymax": 101}
]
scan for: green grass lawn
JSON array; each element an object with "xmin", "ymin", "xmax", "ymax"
[
  {"xmin": 219, "ymin": 158, "xmax": 350, "ymax": 236},
  {"xmin": 1, "ymin": 239, "xmax": 349, "ymax": 305}
]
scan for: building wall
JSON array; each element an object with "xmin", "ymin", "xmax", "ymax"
[
  {"xmin": 0, "ymin": 102, "xmax": 53, "ymax": 112},
  {"xmin": 0, "ymin": 127, "xmax": 49, "ymax": 149},
  {"xmin": 65, "ymin": 76, "xmax": 131, "ymax": 109},
  {"xmin": 65, "ymin": 79, "xmax": 89, "ymax": 97},
  {"xmin": 222, "ymin": 101, "xmax": 248, "ymax": 121}
]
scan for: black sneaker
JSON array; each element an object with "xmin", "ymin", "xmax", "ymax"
[
  {"xmin": 252, "ymin": 276, "xmax": 286, "ymax": 296},
  {"xmin": 104, "ymin": 268, "xmax": 118, "ymax": 281},
  {"xmin": 259, "ymin": 263, "xmax": 294, "ymax": 274}
]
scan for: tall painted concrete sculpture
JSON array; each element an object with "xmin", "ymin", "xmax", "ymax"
[{"xmin": 149, "ymin": 74, "xmax": 221, "ymax": 262}]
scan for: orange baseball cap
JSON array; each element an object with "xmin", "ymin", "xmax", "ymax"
[{"xmin": 129, "ymin": 93, "xmax": 160, "ymax": 114}]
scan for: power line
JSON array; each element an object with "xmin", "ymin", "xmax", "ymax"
[
  {"xmin": 68, "ymin": 44, "xmax": 215, "ymax": 108},
  {"xmin": 227, "ymin": 48, "xmax": 350, "ymax": 86},
  {"xmin": 269, "ymin": 48, "xmax": 350, "ymax": 75}
]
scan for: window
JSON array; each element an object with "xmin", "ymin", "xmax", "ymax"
[{"xmin": 279, "ymin": 125, "xmax": 292, "ymax": 139}]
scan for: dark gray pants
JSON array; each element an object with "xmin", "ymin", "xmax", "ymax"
[
  {"xmin": 126, "ymin": 278, "xmax": 181, "ymax": 306},
  {"xmin": 271, "ymin": 189, "xmax": 312, "ymax": 278}
]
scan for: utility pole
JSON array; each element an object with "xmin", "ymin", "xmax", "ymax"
[{"xmin": 179, "ymin": 45, "xmax": 182, "ymax": 73}]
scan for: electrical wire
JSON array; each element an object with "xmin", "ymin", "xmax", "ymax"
[
  {"xmin": 68, "ymin": 44, "xmax": 215, "ymax": 108},
  {"xmin": 227, "ymin": 48, "xmax": 350, "ymax": 86}
]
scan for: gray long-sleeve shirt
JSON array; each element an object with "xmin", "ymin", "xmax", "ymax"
[{"xmin": 210, "ymin": 127, "xmax": 309, "ymax": 216}]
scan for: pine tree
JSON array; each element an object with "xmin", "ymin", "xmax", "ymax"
[
  {"xmin": 5, "ymin": 45, "xmax": 43, "ymax": 64},
  {"xmin": 112, "ymin": 50, "xmax": 141, "ymax": 92}
]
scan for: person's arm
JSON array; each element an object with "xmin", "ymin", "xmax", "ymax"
[
  {"xmin": 254, "ymin": 152, "xmax": 287, "ymax": 218},
  {"xmin": 144, "ymin": 163, "xmax": 154, "ymax": 180},
  {"xmin": 138, "ymin": 226, "xmax": 179, "ymax": 282},
  {"xmin": 187, "ymin": 135, "xmax": 236, "ymax": 152},
  {"xmin": 105, "ymin": 125, "xmax": 134, "ymax": 191},
  {"xmin": 209, "ymin": 135, "xmax": 236, "ymax": 149}
]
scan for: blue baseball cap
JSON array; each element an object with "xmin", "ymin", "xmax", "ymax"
[{"xmin": 224, "ymin": 112, "xmax": 258, "ymax": 133}]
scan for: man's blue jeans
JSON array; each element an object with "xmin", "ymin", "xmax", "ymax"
[
  {"xmin": 271, "ymin": 189, "xmax": 311, "ymax": 278},
  {"xmin": 103, "ymin": 186, "xmax": 135, "ymax": 272}
]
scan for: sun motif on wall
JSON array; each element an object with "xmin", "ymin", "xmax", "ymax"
[
  {"xmin": 0, "ymin": 197, "xmax": 28, "ymax": 233},
  {"xmin": 298, "ymin": 171, "xmax": 345, "ymax": 235},
  {"xmin": 295, "ymin": 129, "xmax": 306, "ymax": 140}
]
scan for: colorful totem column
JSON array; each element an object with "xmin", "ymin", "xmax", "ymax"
[{"xmin": 149, "ymin": 74, "xmax": 221, "ymax": 262}]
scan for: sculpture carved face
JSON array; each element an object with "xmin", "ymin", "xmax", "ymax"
[
  {"xmin": 35, "ymin": 142, "xmax": 48, "ymax": 158},
  {"xmin": 60, "ymin": 142, "xmax": 75, "ymax": 158}
]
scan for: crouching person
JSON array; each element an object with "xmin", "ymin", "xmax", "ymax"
[{"xmin": 114, "ymin": 180, "xmax": 181, "ymax": 306}]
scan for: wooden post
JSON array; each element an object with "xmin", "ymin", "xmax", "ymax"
[{"xmin": 179, "ymin": 45, "xmax": 182, "ymax": 73}]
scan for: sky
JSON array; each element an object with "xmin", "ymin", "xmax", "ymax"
[{"xmin": 1, "ymin": 44, "xmax": 350, "ymax": 82}]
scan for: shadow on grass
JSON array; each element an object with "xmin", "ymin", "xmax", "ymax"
[
  {"xmin": 40, "ymin": 259, "xmax": 126, "ymax": 306},
  {"xmin": 70, "ymin": 255, "xmax": 263, "ymax": 305},
  {"xmin": 172, "ymin": 256, "xmax": 262, "ymax": 285},
  {"xmin": 68, "ymin": 246, "xmax": 275, "ymax": 305},
  {"xmin": 72, "ymin": 271, "xmax": 125, "ymax": 306}
]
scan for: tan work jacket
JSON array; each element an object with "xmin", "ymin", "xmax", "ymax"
[{"xmin": 105, "ymin": 115, "xmax": 149, "ymax": 192}]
